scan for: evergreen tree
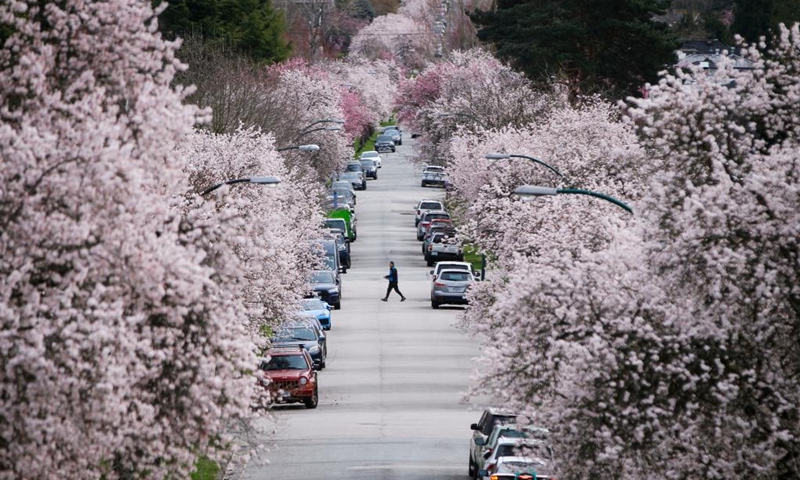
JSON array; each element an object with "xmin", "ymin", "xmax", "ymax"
[
  {"xmin": 155, "ymin": 0, "xmax": 291, "ymax": 63},
  {"xmin": 470, "ymin": 0, "xmax": 679, "ymax": 100}
]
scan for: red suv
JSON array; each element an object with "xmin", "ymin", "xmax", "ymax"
[{"xmin": 258, "ymin": 347, "xmax": 319, "ymax": 409}]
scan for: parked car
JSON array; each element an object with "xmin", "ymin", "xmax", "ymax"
[
  {"xmin": 417, "ymin": 210, "xmax": 451, "ymax": 240},
  {"xmin": 330, "ymin": 180, "xmax": 357, "ymax": 200},
  {"xmin": 345, "ymin": 161, "xmax": 364, "ymax": 174},
  {"xmin": 430, "ymin": 261, "xmax": 480, "ymax": 282},
  {"xmin": 474, "ymin": 424, "xmax": 551, "ymax": 476},
  {"xmin": 323, "ymin": 227, "xmax": 350, "ymax": 270},
  {"xmin": 299, "ymin": 298, "xmax": 332, "ymax": 330},
  {"xmin": 422, "ymin": 218, "xmax": 454, "ymax": 242},
  {"xmin": 327, "ymin": 208, "xmax": 356, "ymax": 242},
  {"xmin": 270, "ymin": 324, "xmax": 326, "ymax": 368},
  {"xmin": 375, "ymin": 135, "xmax": 396, "ymax": 153},
  {"xmin": 426, "ymin": 232, "xmax": 463, "ymax": 266},
  {"xmin": 469, "ymin": 408, "xmax": 518, "ymax": 478},
  {"xmin": 359, "ymin": 150, "xmax": 382, "ymax": 168},
  {"xmin": 430, "ymin": 268, "xmax": 472, "ymax": 308},
  {"xmin": 308, "ymin": 269, "xmax": 341, "ymax": 309},
  {"xmin": 360, "ymin": 159, "xmax": 378, "ymax": 179},
  {"xmin": 314, "ymin": 237, "xmax": 346, "ymax": 275},
  {"xmin": 421, "ymin": 169, "xmax": 447, "ymax": 188},
  {"xmin": 258, "ymin": 346, "xmax": 319, "ymax": 409},
  {"xmin": 479, "ymin": 456, "xmax": 554, "ymax": 480},
  {"xmin": 383, "ymin": 126, "xmax": 402, "ymax": 145},
  {"xmin": 477, "ymin": 438, "xmax": 554, "ymax": 480},
  {"xmin": 290, "ymin": 317, "xmax": 327, "ymax": 359},
  {"xmin": 340, "ymin": 171, "xmax": 366, "ymax": 190},
  {"xmin": 422, "ymin": 225, "xmax": 456, "ymax": 254},
  {"xmin": 414, "ymin": 199, "xmax": 444, "ymax": 226}
]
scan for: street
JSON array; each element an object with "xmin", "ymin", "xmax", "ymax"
[{"xmin": 241, "ymin": 139, "xmax": 482, "ymax": 479}]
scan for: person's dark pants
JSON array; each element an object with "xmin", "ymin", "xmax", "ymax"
[{"xmin": 385, "ymin": 282, "xmax": 404, "ymax": 299}]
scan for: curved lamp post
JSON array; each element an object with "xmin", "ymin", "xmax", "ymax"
[
  {"xmin": 514, "ymin": 185, "xmax": 633, "ymax": 214},
  {"xmin": 292, "ymin": 125, "xmax": 342, "ymax": 142},
  {"xmin": 485, "ymin": 152, "xmax": 565, "ymax": 180},
  {"xmin": 437, "ymin": 112, "xmax": 489, "ymax": 130},
  {"xmin": 277, "ymin": 143, "xmax": 320, "ymax": 153},
  {"xmin": 201, "ymin": 176, "xmax": 281, "ymax": 196}
]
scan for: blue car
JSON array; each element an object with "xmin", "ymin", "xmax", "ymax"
[{"xmin": 300, "ymin": 298, "xmax": 333, "ymax": 330}]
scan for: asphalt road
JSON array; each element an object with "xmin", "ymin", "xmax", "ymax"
[{"xmin": 240, "ymin": 138, "xmax": 483, "ymax": 480}]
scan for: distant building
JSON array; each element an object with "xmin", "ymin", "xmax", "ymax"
[{"xmin": 676, "ymin": 40, "xmax": 754, "ymax": 71}]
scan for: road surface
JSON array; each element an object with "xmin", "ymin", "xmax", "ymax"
[{"xmin": 239, "ymin": 139, "xmax": 484, "ymax": 480}]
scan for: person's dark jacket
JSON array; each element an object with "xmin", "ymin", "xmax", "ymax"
[{"xmin": 387, "ymin": 266, "xmax": 398, "ymax": 283}]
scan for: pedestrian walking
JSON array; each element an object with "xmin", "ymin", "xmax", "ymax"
[{"xmin": 381, "ymin": 261, "xmax": 406, "ymax": 302}]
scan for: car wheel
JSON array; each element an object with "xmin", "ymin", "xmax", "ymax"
[
  {"xmin": 468, "ymin": 456, "xmax": 476, "ymax": 477},
  {"xmin": 321, "ymin": 360, "xmax": 326, "ymax": 369},
  {"xmin": 334, "ymin": 302, "xmax": 341, "ymax": 310},
  {"xmin": 431, "ymin": 300, "xmax": 440, "ymax": 309},
  {"xmin": 304, "ymin": 387, "xmax": 318, "ymax": 409}
]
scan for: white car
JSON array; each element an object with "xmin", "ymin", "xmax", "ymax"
[
  {"xmin": 359, "ymin": 150, "xmax": 382, "ymax": 168},
  {"xmin": 414, "ymin": 199, "xmax": 444, "ymax": 226},
  {"xmin": 478, "ymin": 438, "xmax": 555, "ymax": 480},
  {"xmin": 429, "ymin": 261, "xmax": 478, "ymax": 281},
  {"xmin": 480, "ymin": 455, "xmax": 556, "ymax": 480}
]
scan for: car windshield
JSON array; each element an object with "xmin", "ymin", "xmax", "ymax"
[
  {"xmin": 341, "ymin": 172, "xmax": 359, "ymax": 180},
  {"xmin": 261, "ymin": 354, "xmax": 308, "ymax": 371},
  {"xmin": 324, "ymin": 219, "xmax": 346, "ymax": 229},
  {"xmin": 499, "ymin": 460, "xmax": 540, "ymax": 473},
  {"xmin": 361, "ymin": 151, "xmax": 379, "ymax": 158},
  {"xmin": 424, "ymin": 166, "xmax": 444, "ymax": 172},
  {"xmin": 360, "ymin": 160, "xmax": 375, "ymax": 167},
  {"xmin": 420, "ymin": 201, "xmax": 442, "ymax": 210},
  {"xmin": 274, "ymin": 326, "xmax": 317, "ymax": 342},
  {"xmin": 495, "ymin": 442, "xmax": 552, "ymax": 460},
  {"xmin": 346, "ymin": 163, "xmax": 362, "ymax": 171},
  {"xmin": 425, "ymin": 213, "xmax": 450, "ymax": 221},
  {"xmin": 437, "ymin": 264, "xmax": 469, "ymax": 273},
  {"xmin": 311, "ymin": 271, "xmax": 335, "ymax": 284},
  {"xmin": 301, "ymin": 299, "xmax": 325, "ymax": 310},
  {"xmin": 331, "ymin": 181, "xmax": 352, "ymax": 189},
  {"xmin": 440, "ymin": 271, "xmax": 471, "ymax": 281},
  {"xmin": 377, "ymin": 135, "xmax": 393, "ymax": 142},
  {"xmin": 331, "ymin": 189, "xmax": 353, "ymax": 199}
]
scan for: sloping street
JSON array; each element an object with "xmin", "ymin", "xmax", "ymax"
[{"xmin": 242, "ymin": 139, "xmax": 481, "ymax": 480}]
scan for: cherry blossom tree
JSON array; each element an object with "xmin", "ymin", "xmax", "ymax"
[
  {"xmin": 0, "ymin": 0, "xmax": 258, "ymax": 479},
  {"xmin": 394, "ymin": 50, "xmax": 553, "ymax": 163},
  {"xmin": 459, "ymin": 24, "xmax": 800, "ymax": 480},
  {"xmin": 179, "ymin": 128, "xmax": 325, "ymax": 333},
  {"xmin": 349, "ymin": 13, "xmax": 435, "ymax": 69}
]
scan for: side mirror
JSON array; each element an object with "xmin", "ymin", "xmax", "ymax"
[
  {"xmin": 474, "ymin": 438, "xmax": 486, "ymax": 446},
  {"xmin": 323, "ymin": 302, "xmax": 332, "ymax": 310},
  {"xmin": 339, "ymin": 267, "xmax": 347, "ymax": 274},
  {"xmin": 470, "ymin": 423, "xmax": 479, "ymax": 431}
]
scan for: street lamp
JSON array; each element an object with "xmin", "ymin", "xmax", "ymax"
[
  {"xmin": 201, "ymin": 176, "xmax": 282, "ymax": 196},
  {"xmin": 277, "ymin": 144, "xmax": 320, "ymax": 152},
  {"xmin": 300, "ymin": 119, "xmax": 345, "ymax": 129},
  {"xmin": 513, "ymin": 185, "xmax": 633, "ymax": 214},
  {"xmin": 437, "ymin": 112, "xmax": 489, "ymax": 130},
  {"xmin": 485, "ymin": 152, "xmax": 565, "ymax": 180}
]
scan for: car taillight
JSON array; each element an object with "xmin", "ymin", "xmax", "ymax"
[
  {"xmin": 434, "ymin": 282, "xmax": 446, "ymax": 287},
  {"xmin": 486, "ymin": 462, "xmax": 495, "ymax": 472}
]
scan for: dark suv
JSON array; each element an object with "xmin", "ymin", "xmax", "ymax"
[
  {"xmin": 375, "ymin": 135, "xmax": 396, "ymax": 153},
  {"xmin": 258, "ymin": 347, "xmax": 319, "ymax": 409}
]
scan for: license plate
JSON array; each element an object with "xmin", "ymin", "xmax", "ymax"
[
  {"xmin": 281, "ymin": 391, "xmax": 291, "ymax": 398},
  {"xmin": 451, "ymin": 287, "xmax": 465, "ymax": 293},
  {"xmin": 431, "ymin": 252, "xmax": 438, "ymax": 256}
]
